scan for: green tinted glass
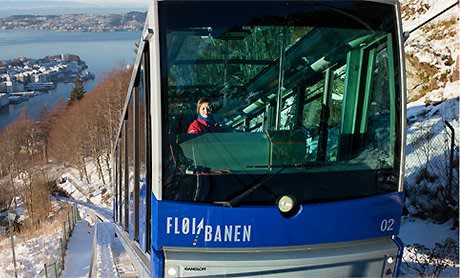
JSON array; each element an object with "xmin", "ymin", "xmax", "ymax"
[{"xmin": 160, "ymin": 1, "xmax": 401, "ymax": 202}]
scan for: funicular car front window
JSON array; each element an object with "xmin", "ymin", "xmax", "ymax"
[{"xmin": 160, "ymin": 1, "xmax": 401, "ymax": 203}]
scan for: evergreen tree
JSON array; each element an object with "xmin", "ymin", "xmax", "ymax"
[{"xmin": 68, "ymin": 74, "xmax": 86, "ymax": 106}]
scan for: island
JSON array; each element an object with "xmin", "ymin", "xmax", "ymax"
[{"xmin": 0, "ymin": 54, "xmax": 94, "ymax": 106}]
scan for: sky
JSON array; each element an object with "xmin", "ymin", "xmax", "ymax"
[{"xmin": 0, "ymin": 0, "xmax": 151, "ymax": 16}]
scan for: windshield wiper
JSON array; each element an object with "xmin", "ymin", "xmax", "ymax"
[
  {"xmin": 214, "ymin": 166, "xmax": 288, "ymax": 207},
  {"xmin": 245, "ymin": 162, "xmax": 325, "ymax": 169}
]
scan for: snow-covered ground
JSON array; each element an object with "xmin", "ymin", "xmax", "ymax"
[
  {"xmin": 399, "ymin": 217, "xmax": 459, "ymax": 277},
  {"xmin": 0, "ymin": 203, "xmax": 82, "ymax": 278},
  {"xmin": 60, "ymin": 220, "xmax": 93, "ymax": 278},
  {"xmin": 399, "ymin": 1, "xmax": 459, "ymax": 276}
]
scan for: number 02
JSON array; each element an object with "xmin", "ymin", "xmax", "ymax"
[{"xmin": 380, "ymin": 218, "xmax": 395, "ymax": 232}]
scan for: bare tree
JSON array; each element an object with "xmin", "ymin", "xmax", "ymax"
[
  {"xmin": 48, "ymin": 67, "xmax": 131, "ymax": 187},
  {"xmin": 0, "ymin": 115, "xmax": 30, "ymax": 211},
  {"xmin": 403, "ymin": 239, "xmax": 459, "ymax": 278},
  {"xmin": 0, "ymin": 112, "xmax": 53, "ymax": 229}
]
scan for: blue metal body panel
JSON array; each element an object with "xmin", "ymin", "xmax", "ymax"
[
  {"xmin": 393, "ymin": 235, "xmax": 405, "ymax": 278},
  {"xmin": 151, "ymin": 248, "xmax": 165, "ymax": 278},
  {"xmin": 151, "ymin": 192, "xmax": 404, "ymax": 249}
]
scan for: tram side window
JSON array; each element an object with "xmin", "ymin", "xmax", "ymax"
[
  {"xmin": 248, "ymin": 113, "xmax": 265, "ymax": 132},
  {"xmin": 120, "ymin": 121, "xmax": 128, "ymax": 229},
  {"xmin": 364, "ymin": 44, "xmax": 395, "ymax": 165},
  {"xmin": 127, "ymin": 97, "xmax": 135, "ymax": 233},
  {"xmin": 302, "ymin": 83, "xmax": 322, "ymax": 161},
  {"xmin": 337, "ymin": 36, "xmax": 396, "ymax": 167},
  {"xmin": 328, "ymin": 68, "xmax": 346, "ymax": 161},
  {"xmin": 300, "ymin": 67, "xmax": 345, "ymax": 162},
  {"xmin": 279, "ymin": 95, "xmax": 295, "ymax": 130},
  {"xmin": 115, "ymin": 144, "xmax": 121, "ymax": 223},
  {"xmin": 138, "ymin": 55, "xmax": 150, "ymax": 252},
  {"xmin": 139, "ymin": 63, "xmax": 147, "ymax": 201}
]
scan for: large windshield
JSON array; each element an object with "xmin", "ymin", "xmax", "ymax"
[{"xmin": 159, "ymin": 1, "xmax": 402, "ymax": 203}]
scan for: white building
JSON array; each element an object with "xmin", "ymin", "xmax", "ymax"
[
  {"xmin": 0, "ymin": 93, "xmax": 9, "ymax": 107},
  {"xmin": 13, "ymin": 80, "xmax": 24, "ymax": 92},
  {"xmin": 33, "ymin": 72, "xmax": 49, "ymax": 83},
  {"xmin": 0, "ymin": 80, "xmax": 13, "ymax": 93},
  {"xmin": 0, "ymin": 81, "xmax": 6, "ymax": 93},
  {"xmin": 1, "ymin": 73, "xmax": 10, "ymax": 81}
]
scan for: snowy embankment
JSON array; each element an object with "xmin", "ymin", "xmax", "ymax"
[
  {"xmin": 399, "ymin": 0, "xmax": 459, "ymax": 276},
  {"xmin": 55, "ymin": 163, "xmax": 136, "ymax": 278},
  {"xmin": 0, "ymin": 159, "xmax": 115, "ymax": 278},
  {"xmin": 0, "ymin": 202, "xmax": 81, "ymax": 278},
  {"xmin": 399, "ymin": 81, "xmax": 459, "ymax": 278}
]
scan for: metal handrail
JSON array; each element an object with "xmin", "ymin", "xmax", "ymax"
[{"xmin": 88, "ymin": 222, "xmax": 99, "ymax": 278}]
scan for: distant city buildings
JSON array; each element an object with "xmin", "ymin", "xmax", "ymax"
[
  {"xmin": 0, "ymin": 11, "xmax": 140, "ymax": 108},
  {"xmin": 0, "ymin": 12, "xmax": 146, "ymax": 32},
  {"xmin": 0, "ymin": 54, "xmax": 94, "ymax": 107}
]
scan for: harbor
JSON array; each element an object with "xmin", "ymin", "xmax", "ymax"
[
  {"xmin": 0, "ymin": 29, "xmax": 139, "ymax": 129},
  {"xmin": 0, "ymin": 54, "xmax": 95, "ymax": 108}
]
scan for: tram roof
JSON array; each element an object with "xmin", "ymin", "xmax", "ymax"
[{"xmin": 156, "ymin": 0, "xmax": 400, "ymax": 5}]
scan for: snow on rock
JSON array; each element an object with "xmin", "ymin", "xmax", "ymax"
[
  {"xmin": 399, "ymin": 2, "xmax": 459, "ymax": 276},
  {"xmin": 400, "ymin": 2, "xmax": 459, "ymax": 275},
  {"xmin": 402, "ymin": 0, "xmax": 459, "ymax": 224},
  {"xmin": 404, "ymin": 80, "xmax": 459, "ymax": 221},
  {"xmin": 399, "ymin": 217, "xmax": 459, "ymax": 278},
  {"xmin": 56, "ymin": 159, "xmax": 112, "ymax": 207},
  {"xmin": 402, "ymin": 0, "xmax": 459, "ymax": 103}
]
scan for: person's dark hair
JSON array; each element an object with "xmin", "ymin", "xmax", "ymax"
[{"xmin": 196, "ymin": 97, "xmax": 211, "ymax": 114}]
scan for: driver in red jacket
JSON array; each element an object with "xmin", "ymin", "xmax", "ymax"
[{"xmin": 187, "ymin": 97, "xmax": 221, "ymax": 134}]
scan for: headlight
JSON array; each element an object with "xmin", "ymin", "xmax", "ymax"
[
  {"xmin": 277, "ymin": 195, "xmax": 298, "ymax": 216},
  {"xmin": 166, "ymin": 265, "xmax": 179, "ymax": 277},
  {"xmin": 278, "ymin": 195, "xmax": 294, "ymax": 213},
  {"xmin": 386, "ymin": 256, "xmax": 394, "ymax": 264}
]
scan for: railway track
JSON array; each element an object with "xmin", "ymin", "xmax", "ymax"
[{"xmin": 88, "ymin": 209, "xmax": 149, "ymax": 278}]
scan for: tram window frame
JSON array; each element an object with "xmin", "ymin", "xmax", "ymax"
[
  {"xmin": 135, "ymin": 50, "xmax": 151, "ymax": 251},
  {"xmin": 114, "ymin": 143, "xmax": 121, "ymax": 224},
  {"xmin": 118, "ymin": 139, "xmax": 123, "ymax": 225},
  {"xmin": 116, "ymin": 41, "xmax": 152, "ymax": 250},
  {"xmin": 126, "ymin": 95, "xmax": 135, "ymax": 235},
  {"xmin": 126, "ymin": 74, "xmax": 145, "ymax": 244},
  {"xmin": 121, "ymin": 120, "xmax": 129, "ymax": 231},
  {"xmin": 134, "ymin": 89, "xmax": 141, "ymax": 242},
  {"xmin": 117, "ymin": 58, "xmax": 151, "ymax": 247},
  {"xmin": 141, "ymin": 45, "xmax": 153, "ymax": 254}
]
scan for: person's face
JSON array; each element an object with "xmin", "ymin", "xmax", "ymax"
[{"xmin": 199, "ymin": 102, "xmax": 212, "ymax": 118}]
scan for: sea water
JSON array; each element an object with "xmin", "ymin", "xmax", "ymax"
[{"xmin": 0, "ymin": 29, "xmax": 140, "ymax": 129}]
